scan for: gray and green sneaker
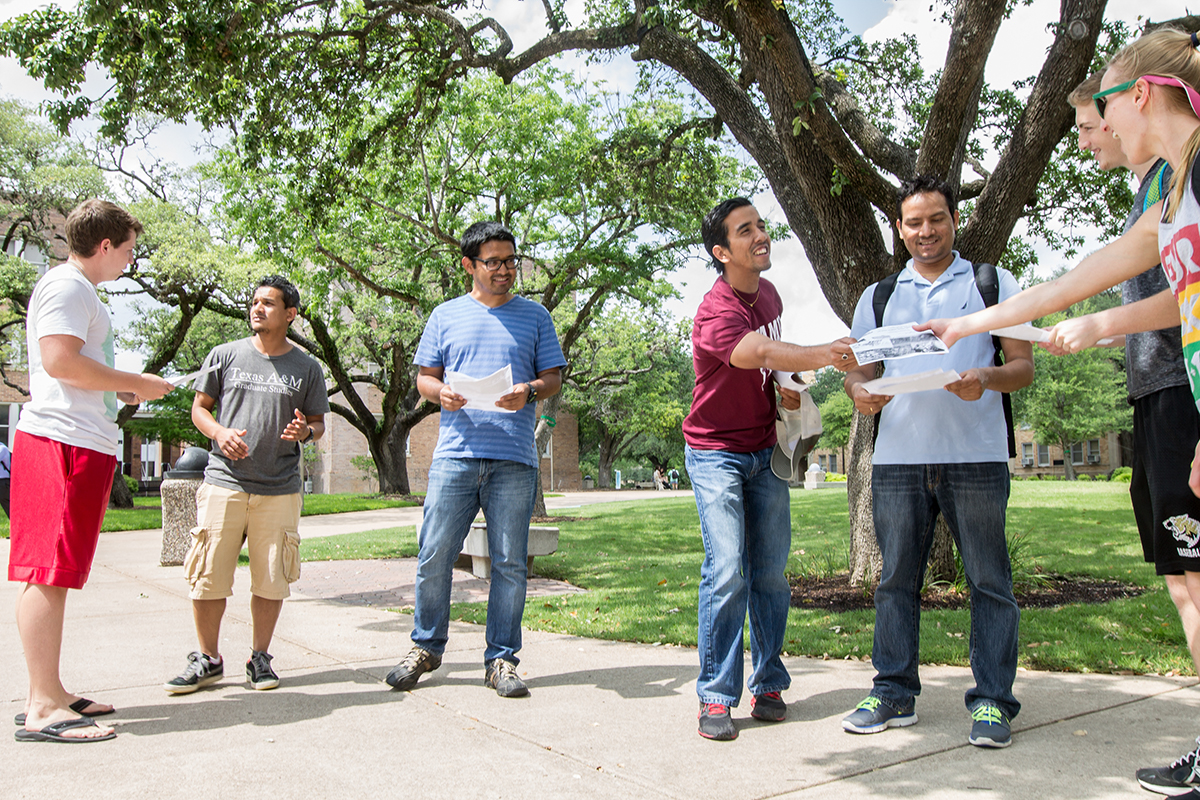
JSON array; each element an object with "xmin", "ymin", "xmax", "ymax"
[
  {"xmin": 841, "ymin": 695, "xmax": 917, "ymax": 734},
  {"xmin": 968, "ymin": 701, "xmax": 1012, "ymax": 748}
]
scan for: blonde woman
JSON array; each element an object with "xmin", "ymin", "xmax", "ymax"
[{"xmin": 919, "ymin": 28, "xmax": 1200, "ymax": 796}]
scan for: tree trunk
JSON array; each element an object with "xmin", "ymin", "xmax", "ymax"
[
  {"xmin": 847, "ymin": 409, "xmax": 957, "ymax": 585},
  {"xmin": 109, "ymin": 464, "xmax": 134, "ymax": 509},
  {"xmin": 597, "ymin": 429, "xmax": 620, "ymax": 489},
  {"xmin": 373, "ymin": 421, "xmax": 412, "ymax": 495},
  {"xmin": 927, "ymin": 516, "xmax": 958, "ymax": 585},
  {"xmin": 530, "ymin": 393, "xmax": 563, "ymax": 517},
  {"xmin": 1061, "ymin": 438, "xmax": 1077, "ymax": 481},
  {"xmin": 847, "ymin": 410, "xmax": 880, "ymax": 587}
]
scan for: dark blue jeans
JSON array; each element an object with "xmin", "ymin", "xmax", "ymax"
[{"xmin": 870, "ymin": 463, "xmax": 1020, "ymax": 719}]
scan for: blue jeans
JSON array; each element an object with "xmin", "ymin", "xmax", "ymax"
[
  {"xmin": 870, "ymin": 463, "xmax": 1020, "ymax": 719},
  {"xmin": 411, "ymin": 457, "xmax": 538, "ymax": 664},
  {"xmin": 686, "ymin": 445, "xmax": 792, "ymax": 707}
]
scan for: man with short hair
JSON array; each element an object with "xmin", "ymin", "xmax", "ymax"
[
  {"xmin": 164, "ymin": 275, "xmax": 329, "ymax": 694},
  {"xmin": 840, "ymin": 175, "xmax": 1034, "ymax": 748},
  {"xmin": 686, "ymin": 197, "xmax": 857, "ymax": 740},
  {"xmin": 1060, "ymin": 75, "xmax": 1200, "ymax": 795},
  {"xmin": 385, "ymin": 220, "xmax": 565, "ymax": 698},
  {"xmin": 11, "ymin": 199, "xmax": 175, "ymax": 742}
]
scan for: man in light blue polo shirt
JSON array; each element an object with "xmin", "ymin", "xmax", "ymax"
[
  {"xmin": 840, "ymin": 175, "xmax": 1034, "ymax": 748},
  {"xmin": 385, "ymin": 220, "xmax": 566, "ymax": 698}
]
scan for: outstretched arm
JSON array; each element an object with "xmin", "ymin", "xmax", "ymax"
[
  {"xmin": 1045, "ymin": 289, "xmax": 1179, "ymax": 353},
  {"xmin": 917, "ymin": 208, "xmax": 1163, "ymax": 346},
  {"xmin": 730, "ymin": 332, "xmax": 858, "ymax": 373}
]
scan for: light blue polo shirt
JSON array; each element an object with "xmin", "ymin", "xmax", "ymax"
[{"xmin": 849, "ymin": 252, "xmax": 1019, "ymax": 465}]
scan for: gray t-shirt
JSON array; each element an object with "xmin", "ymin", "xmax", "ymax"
[
  {"xmin": 194, "ymin": 337, "xmax": 330, "ymax": 495},
  {"xmin": 1123, "ymin": 159, "xmax": 1188, "ymax": 400}
]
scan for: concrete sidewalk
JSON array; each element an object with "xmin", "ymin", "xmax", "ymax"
[{"xmin": 3, "ymin": 516, "xmax": 1199, "ymax": 799}]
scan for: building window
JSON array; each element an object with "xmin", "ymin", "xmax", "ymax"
[
  {"xmin": 1068, "ymin": 442, "xmax": 1085, "ymax": 465},
  {"xmin": 828, "ymin": 453, "xmax": 838, "ymax": 473},
  {"xmin": 140, "ymin": 438, "xmax": 161, "ymax": 480},
  {"xmin": 1037, "ymin": 444, "xmax": 1050, "ymax": 467},
  {"xmin": 1021, "ymin": 442, "xmax": 1034, "ymax": 467},
  {"xmin": 0, "ymin": 403, "xmax": 9, "ymax": 447},
  {"xmin": 1087, "ymin": 438, "xmax": 1102, "ymax": 464},
  {"xmin": 818, "ymin": 454, "xmax": 827, "ymax": 471}
]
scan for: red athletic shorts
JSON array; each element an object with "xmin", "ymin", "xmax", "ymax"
[{"xmin": 7, "ymin": 430, "xmax": 116, "ymax": 589}]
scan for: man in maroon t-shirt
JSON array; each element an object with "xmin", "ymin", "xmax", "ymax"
[{"xmin": 687, "ymin": 197, "xmax": 857, "ymax": 741}]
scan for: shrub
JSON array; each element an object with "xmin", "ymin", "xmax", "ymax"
[
  {"xmin": 1111, "ymin": 466, "xmax": 1133, "ymax": 483},
  {"xmin": 123, "ymin": 475, "xmax": 139, "ymax": 494},
  {"xmin": 1076, "ymin": 474, "xmax": 1092, "ymax": 482},
  {"xmin": 824, "ymin": 472, "xmax": 847, "ymax": 482}
]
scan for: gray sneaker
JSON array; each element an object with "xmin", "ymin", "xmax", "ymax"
[
  {"xmin": 164, "ymin": 652, "xmax": 224, "ymax": 694},
  {"xmin": 385, "ymin": 645, "xmax": 442, "ymax": 691},
  {"xmin": 246, "ymin": 650, "xmax": 280, "ymax": 691},
  {"xmin": 484, "ymin": 658, "xmax": 529, "ymax": 698},
  {"xmin": 842, "ymin": 695, "xmax": 917, "ymax": 734},
  {"xmin": 1137, "ymin": 737, "xmax": 1200, "ymax": 795},
  {"xmin": 968, "ymin": 701, "xmax": 1012, "ymax": 748}
]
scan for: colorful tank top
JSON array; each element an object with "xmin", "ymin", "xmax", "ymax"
[{"xmin": 1160, "ymin": 156, "xmax": 1200, "ymax": 412}]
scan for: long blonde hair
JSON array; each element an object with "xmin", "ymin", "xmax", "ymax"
[{"xmin": 1106, "ymin": 28, "xmax": 1200, "ymax": 220}]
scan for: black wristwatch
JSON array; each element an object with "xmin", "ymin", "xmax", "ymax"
[
  {"xmin": 526, "ymin": 384, "xmax": 538, "ymax": 405},
  {"xmin": 302, "ymin": 426, "xmax": 315, "ymax": 443}
]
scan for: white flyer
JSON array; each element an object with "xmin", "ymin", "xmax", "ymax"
[
  {"xmin": 850, "ymin": 324, "xmax": 948, "ymax": 365},
  {"xmin": 445, "ymin": 365, "xmax": 517, "ymax": 413},
  {"xmin": 989, "ymin": 324, "xmax": 1112, "ymax": 346},
  {"xmin": 861, "ymin": 368, "xmax": 961, "ymax": 396},
  {"xmin": 989, "ymin": 324, "xmax": 1050, "ymax": 343},
  {"xmin": 171, "ymin": 363, "xmax": 220, "ymax": 387}
]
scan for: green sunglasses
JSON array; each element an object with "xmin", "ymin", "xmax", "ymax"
[
  {"xmin": 1092, "ymin": 78, "xmax": 1137, "ymax": 118},
  {"xmin": 1094, "ymin": 74, "xmax": 1200, "ymax": 119}
]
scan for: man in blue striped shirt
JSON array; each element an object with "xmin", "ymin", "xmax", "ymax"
[{"xmin": 385, "ymin": 221, "xmax": 566, "ymax": 698}]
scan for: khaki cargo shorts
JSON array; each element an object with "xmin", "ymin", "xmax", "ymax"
[{"xmin": 185, "ymin": 483, "xmax": 302, "ymax": 601}]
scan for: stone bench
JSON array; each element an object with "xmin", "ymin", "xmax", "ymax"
[
  {"xmin": 634, "ymin": 480, "xmax": 657, "ymax": 489},
  {"xmin": 456, "ymin": 522, "xmax": 560, "ymax": 579}
]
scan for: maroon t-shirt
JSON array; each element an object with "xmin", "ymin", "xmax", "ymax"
[{"xmin": 683, "ymin": 276, "xmax": 783, "ymax": 452}]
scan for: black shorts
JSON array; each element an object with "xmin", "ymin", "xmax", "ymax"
[{"xmin": 1131, "ymin": 385, "xmax": 1200, "ymax": 575}]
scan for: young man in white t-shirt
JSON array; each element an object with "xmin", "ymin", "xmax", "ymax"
[{"xmin": 9, "ymin": 199, "xmax": 174, "ymax": 743}]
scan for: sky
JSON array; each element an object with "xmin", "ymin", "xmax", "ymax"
[{"xmin": 0, "ymin": 0, "xmax": 1189, "ymax": 365}]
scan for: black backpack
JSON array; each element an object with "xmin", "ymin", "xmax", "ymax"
[{"xmin": 871, "ymin": 262, "xmax": 1016, "ymax": 458}]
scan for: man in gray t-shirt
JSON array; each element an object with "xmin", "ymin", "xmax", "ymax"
[{"xmin": 164, "ymin": 275, "xmax": 329, "ymax": 696}]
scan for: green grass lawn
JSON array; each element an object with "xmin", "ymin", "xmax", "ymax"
[
  {"xmin": 299, "ymin": 481, "xmax": 1195, "ymax": 676},
  {"xmin": 0, "ymin": 493, "xmax": 418, "ymax": 537}
]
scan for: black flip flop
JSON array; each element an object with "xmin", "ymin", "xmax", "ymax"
[
  {"xmin": 14, "ymin": 717, "xmax": 116, "ymax": 743},
  {"xmin": 14, "ymin": 697, "xmax": 114, "ymax": 726}
]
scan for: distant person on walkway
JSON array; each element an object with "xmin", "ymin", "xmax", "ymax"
[
  {"xmin": 385, "ymin": 221, "xmax": 565, "ymax": 698},
  {"xmin": 654, "ymin": 467, "xmax": 666, "ymax": 490},
  {"xmin": 685, "ymin": 197, "xmax": 857, "ymax": 740},
  {"xmin": 669, "ymin": 467, "xmax": 680, "ymax": 491},
  {"xmin": 0, "ymin": 441, "xmax": 10, "ymax": 518},
  {"xmin": 1062, "ymin": 70, "xmax": 1200, "ymax": 797},
  {"xmin": 10, "ymin": 199, "xmax": 174, "ymax": 742},
  {"xmin": 164, "ymin": 275, "xmax": 328, "ymax": 695},
  {"xmin": 840, "ymin": 175, "xmax": 1033, "ymax": 748}
]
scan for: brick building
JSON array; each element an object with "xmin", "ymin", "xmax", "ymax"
[{"xmin": 313, "ymin": 384, "xmax": 582, "ymax": 495}]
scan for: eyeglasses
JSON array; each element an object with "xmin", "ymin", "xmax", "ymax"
[
  {"xmin": 1094, "ymin": 74, "xmax": 1200, "ymax": 119},
  {"xmin": 471, "ymin": 255, "xmax": 523, "ymax": 272}
]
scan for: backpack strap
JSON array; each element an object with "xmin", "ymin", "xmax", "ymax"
[
  {"xmin": 869, "ymin": 271, "xmax": 903, "ymax": 447},
  {"xmin": 973, "ymin": 262, "xmax": 1017, "ymax": 459},
  {"xmin": 872, "ymin": 271, "xmax": 901, "ymax": 329}
]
